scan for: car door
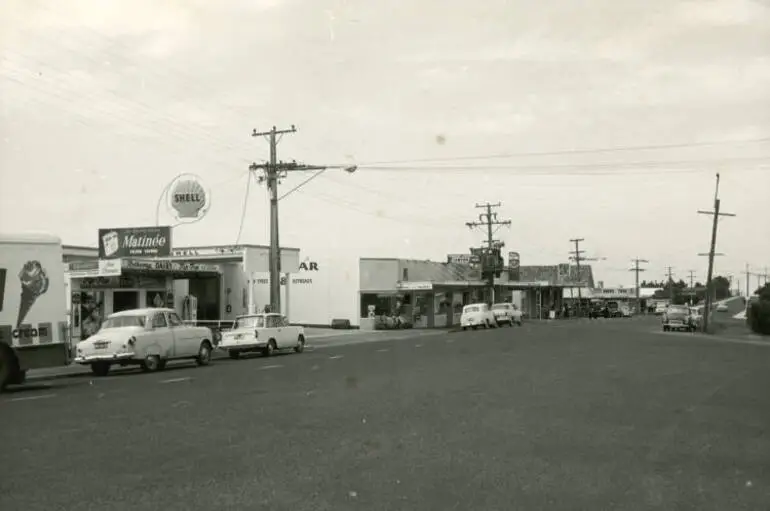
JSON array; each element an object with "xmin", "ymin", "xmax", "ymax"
[
  {"xmin": 264, "ymin": 314, "xmax": 281, "ymax": 347},
  {"xmin": 280, "ymin": 316, "xmax": 295, "ymax": 347},
  {"xmin": 165, "ymin": 311, "xmax": 193, "ymax": 357},
  {"xmin": 150, "ymin": 312, "xmax": 174, "ymax": 358}
]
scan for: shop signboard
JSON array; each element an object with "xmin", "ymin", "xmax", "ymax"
[
  {"xmin": 171, "ymin": 245, "xmax": 243, "ymax": 258},
  {"xmin": 98, "ymin": 226, "xmax": 172, "ymax": 259},
  {"xmin": 396, "ymin": 281, "xmax": 433, "ymax": 291},
  {"xmin": 508, "ymin": 251, "xmax": 520, "ymax": 281},
  {"xmin": 121, "ymin": 258, "xmax": 219, "ymax": 273},
  {"xmin": 166, "ymin": 173, "xmax": 211, "ymax": 222},
  {"xmin": 67, "ymin": 259, "xmax": 123, "ymax": 278}
]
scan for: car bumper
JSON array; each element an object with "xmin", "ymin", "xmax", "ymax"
[
  {"xmin": 74, "ymin": 352, "xmax": 135, "ymax": 364},
  {"xmin": 218, "ymin": 341, "xmax": 267, "ymax": 350}
]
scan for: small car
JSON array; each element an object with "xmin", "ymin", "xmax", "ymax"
[
  {"xmin": 662, "ymin": 304, "xmax": 694, "ymax": 332},
  {"xmin": 74, "ymin": 308, "xmax": 214, "ymax": 376},
  {"xmin": 218, "ymin": 313, "xmax": 306, "ymax": 358},
  {"xmin": 461, "ymin": 303, "xmax": 497, "ymax": 330},
  {"xmin": 491, "ymin": 303, "xmax": 523, "ymax": 326},
  {"xmin": 715, "ymin": 303, "xmax": 729, "ymax": 312}
]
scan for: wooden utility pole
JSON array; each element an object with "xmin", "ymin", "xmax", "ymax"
[
  {"xmin": 630, "ymin": 258, "xmax": 649, "ymax": 313},
  {"xmin": 744, "ymin": 263, "xmax": 752, "ymax": 297},
  {"xmin": 249, "ymin": 126, "xmax": 356, "ymax": 313},
  {"xmin": 466, "ymin": 203, "xmax": 511, "ymax": 304},
  {"xmin": 569, "ymin": 238, "xmax": 586, "ymax": 316},
  {"xmin": 697, "ymin": 173, "xmax": 736, "ymax": 332},
  {"xmin": 665, "ymin": 266, "xmax": 675, "ymax": 303}
]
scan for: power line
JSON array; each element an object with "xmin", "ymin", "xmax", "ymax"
[
  {"xmin": 234, "ymin": 171, "xmax": 252, "ymax": 245},
  {"xmin": 697, "ymin": 173, "xmax": 736, "ymax": 332},
  {"xmin": 466, "ymin": 202, "xmax": 511, "ymax": 304},
  {"xmin": 341, "ymin": 137, "xmax": 770, "ymax": 166},
  {"xmin": 664, "ymin": 267, "xmax": 675, "ymax": 303}
]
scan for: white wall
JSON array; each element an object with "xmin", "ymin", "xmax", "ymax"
[{"xmin": 252, "ymin": 255, "xmax": 360, "ymax": 326}]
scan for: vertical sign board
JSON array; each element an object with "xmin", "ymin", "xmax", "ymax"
[
  {"xmin": 508, "ymin": 251, "xmax": 521, "ymax": 281},
  {"xmin": 98, "ymin": 226, "xmax": 172, "ymax": 259}
]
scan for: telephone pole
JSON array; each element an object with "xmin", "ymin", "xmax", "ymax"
[
  {"xmin": 697, "ymin": 173, "xmax": 736, "ymax": 332},
  {"xmin": 664, "ymin": 266, "xmax": 675, "ymax": 303},
  {"xmin": 744, "ymin": 263, "xmax": 752, "ymax": 297},
  {"xmin": 250, "ymin": 125, "xmax": 357, "ymax": 314},
  {"xmin": 466, "ymin": 202, "xmax": 511, "ymax": 304},
  {"xmin": 686, "ymin": 269, "xmax": 696, "ymax": 305},
  {"xmin": 629, "ymin": 258, "xmax": 649, "ymax": 313},
  {"xmin": 569, "ymin": 238, "xmax": 586, "ymax": 316}
]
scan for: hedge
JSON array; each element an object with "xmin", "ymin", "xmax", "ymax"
[{"xmin": 748, "ymin": 300, "xmax": 770, "ymax": 336}]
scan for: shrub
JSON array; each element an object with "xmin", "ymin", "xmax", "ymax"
[{"xmin": 748, "ymin": 300, "xmax": 770, "ymax": 336}]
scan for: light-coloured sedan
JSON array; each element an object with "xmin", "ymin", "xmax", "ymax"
[{"xmin": 74, "ymin": 308, "xmax": 215, "ymax": 376}]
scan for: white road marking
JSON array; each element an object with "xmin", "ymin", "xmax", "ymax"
[
  {"xmin": 260, "ymin": 364, "xmax": 283, "ymax": 370},
  {"xmin": 329, "ymin": 355, "xmax": 344, "ymax": 360},
  {"xmin": 377, "ymin": 348, "xmax": 389, "ymax": 352},
  {"xmin": 159, "ymin": 377, "xmax": 191, "ymax": 384},
  {"xmin": 11, "ymin": 394, "xmax": 57, "ymax": 402},
  {"xmin": 446, "ymin": 338, "xmax": 455, "ymax": 343},
  {"xmin": 414, "ymin": 344, "xmax": 422, "ymax": 348}
]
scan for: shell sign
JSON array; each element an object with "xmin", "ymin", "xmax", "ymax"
[{"xmin": 166, "ymin": 174, "xmax": 211, "ymax": 221}]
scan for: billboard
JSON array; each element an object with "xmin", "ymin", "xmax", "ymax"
[
  {"xmin": 98, "ymin": 226, "xmax": 172, "ymax": 259},
  {"xmin": 447, "ymin": 254, "xmax": 480, "ymax": 265},
  {"xmin": 508, "ymin": 251, "xmax": 520, "ymax": 281}
]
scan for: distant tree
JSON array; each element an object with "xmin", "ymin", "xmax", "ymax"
[{"xmin": 712, "ymin": 276, "xmax": 732, "ymax": 300}]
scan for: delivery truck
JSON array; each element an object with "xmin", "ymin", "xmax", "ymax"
[{"xmin": 0, "ymin": 233, "xmax": 70, "ymax": 390}]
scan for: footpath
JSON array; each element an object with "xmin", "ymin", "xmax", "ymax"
[{"xmin": 24, "ymin": 328, "xmax": 446, "ymax": 382}]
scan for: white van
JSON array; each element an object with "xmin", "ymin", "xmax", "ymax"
[{"xmin": 0, "ymin": 233, "xmax": 69, "ymax": 390}]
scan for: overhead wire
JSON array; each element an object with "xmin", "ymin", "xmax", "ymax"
[{"xmin": 234, "ymin": 170, "xmax": 252, "ymax": 245}]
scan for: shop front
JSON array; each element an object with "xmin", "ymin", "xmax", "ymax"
[{"xmin": 66, "ymin": 258, "xmax": 220, "ymax": 341}]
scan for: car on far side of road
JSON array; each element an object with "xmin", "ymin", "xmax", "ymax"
[
  {"xmin": 74, "ymin": 308, "xmax": 214, "ymax": 377},
  {"xmin": 219, "ymin": 313, "xmax": 306, "ymax": 359},
  {"xmin": 461, "ymin": 303, "xmax": 497, "ymax": 330},
  {"xmin": 619, "ymin": 304, "xmax": 633, "ymax": 317},
  {"xmin": 491, "ymin": 303, "xmax": 523, "ymax": 327},
  {"xmin": 662, "ymin": 304, "xmax": 695, "ymax": 332},
  {"xmin": 715, "ymin": 303, "xmax": 729, "ymax": 312}
]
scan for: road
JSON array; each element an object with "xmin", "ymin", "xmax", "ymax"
[{"xmin": 2, "ymin": 319, "xmax": 769, "ymax": 511}]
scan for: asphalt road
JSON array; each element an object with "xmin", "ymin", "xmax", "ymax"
[{"xmin": 2, "ymin": 320, "xmax": 769, "ymax": 511}]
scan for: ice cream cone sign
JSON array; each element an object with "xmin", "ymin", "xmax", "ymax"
[{"xmin": 17, "ymin": 260, "xmax": 49, "ymax": 328}]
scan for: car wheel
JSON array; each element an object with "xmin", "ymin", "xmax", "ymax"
[
  {"xmin": 196, "ymin": 341, "xmax": 212, "ymax": 366},
  {"xmin": 263, "ymin": 339, "xmax": 277, "ymax": 357},
  {"xmin": 91, "ymin": 361, "xmax": 110, "ymax": 377},
  {"xmin": 462, "ymin": 326, "xmax": 467, "ymax": 331},
  {"xmin": 294, "ymin": 335, "xmax": 305, "ymax": 353},
  {"xmin": 141, "ymin": 355, "xmax": 162, "ymax": 372}
]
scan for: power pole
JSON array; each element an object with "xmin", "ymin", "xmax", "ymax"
[
  {"xmin": 697, "ymin": 173, "xmax": 736, "ymax": 332},
  {"xmin": 466, "ymin": 202, "xmax": 511, "ymax": 304},
  {"xmin": 664, "ymin": 266, "xmax": 675, "ymax": 303},
  {"xmin": 250, "ymin": 125, "xmax": 347, "ymax": 314},
  {"xmin": 629, "ymin": 258, "xmax": 649, "ymax": 313},
  {"xmin": 569, "ymin": 238, "xmax": 585, "ymax": 316},
  {"xmin": 686, "ymin": 269, "xmax": 696, "ymax": 305},
  {"xmin": 745, "ymin": 263, "xmax": 751, "ymax": 297}
]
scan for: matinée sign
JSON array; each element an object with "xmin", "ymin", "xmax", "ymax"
[{"xmin": 98, "ymin": 226, "xmax": 172, "ymax": 259}]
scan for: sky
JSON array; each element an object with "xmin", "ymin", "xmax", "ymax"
[{"xmin": 1, "ymin": 0, "xmax": 769, "ymax": 288}]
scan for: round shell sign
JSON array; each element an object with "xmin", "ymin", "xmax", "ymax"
[{"xmin": 166, "ymin": 174, "xmax": 211, "ymax": 222}]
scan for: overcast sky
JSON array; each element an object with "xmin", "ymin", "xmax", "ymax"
[{"xmin": 1, "ymin": 0, "xmax": 769, "ymax": 287}]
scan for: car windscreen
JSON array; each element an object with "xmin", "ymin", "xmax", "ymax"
[
  {"xmin": 464, "ymin": 306, "xmax": 480, "ymax": 313},
  {"xmin": 234, "ymin": 316, "xmax": 265, "ymax": 329},
  {"xmin": 668, "ymin": 306, "xmax": 688, "ymax": 313},
  {"xmin": 101, "ymin": 315, "xmax": 145, "ymax": 329},
  {"xmin": 491, "ymin": 304, "xmax": 510, "ymax": 311}
]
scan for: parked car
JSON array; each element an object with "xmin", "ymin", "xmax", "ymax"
[
  {"xmin": 654, "ymin": 302, "xmax": 668, "ymax": 315},
  {"xmin": 715, "ymin": 303, "xmax": 729, "ymax": 312},
  {"xmin": 491, "ymin": 303, "xmax": 523, "ymax": 326},
  {"xmin": 662, "ymin": 304, "xmax": 694, "ymax": 332},
  {"xmin": 219, "ymin": 313, "xmax": 306, "ymax": 358},
  {"xmin": 74, "ymin": 308, "xmax": 214, "ymax": 376},
  {"xmin": 619, "ymin": 304, "xmax": 633, "ymax": 318},
  {"xmin": 461, "ymin": 303, "xmax": 497, "ymax": 330}
]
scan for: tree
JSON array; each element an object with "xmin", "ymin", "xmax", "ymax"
[{"xmin": 712, "ymin": 275, "xmax": 732, "ymax": 300}]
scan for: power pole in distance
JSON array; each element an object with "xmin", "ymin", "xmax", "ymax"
[
  {"xmin": 744, "ymin": 263, "xmax": 752, "ymax": 297},
  {"xmin": 697, "ymin": 173, "xmax": 736, "ymax": 332},
  {"xmin": 569, "ymin": 238, "xmax": 586, "ymax": 316},
  {"xmin": 250, "ymin": 125, "xmax": 356, "ymax": 314},
  {"xmin": 664, "ymin": 266, "xmax": 675, "ymax": 303},
  {"xmin": 686, "ymin": 269, "xmax": 696, "ymax": 305},
  {"xmin": 466, "ymin": 202, "xmax": 511, "ymax": 304},
  {"xmin": 629, "ymin": 258, "xmax": 649, "ymax": 313}
]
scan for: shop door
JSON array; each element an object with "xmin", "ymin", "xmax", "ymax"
[{"xmin": 113, "ymin": 291, "xmax": 139, "ymax": 313}]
